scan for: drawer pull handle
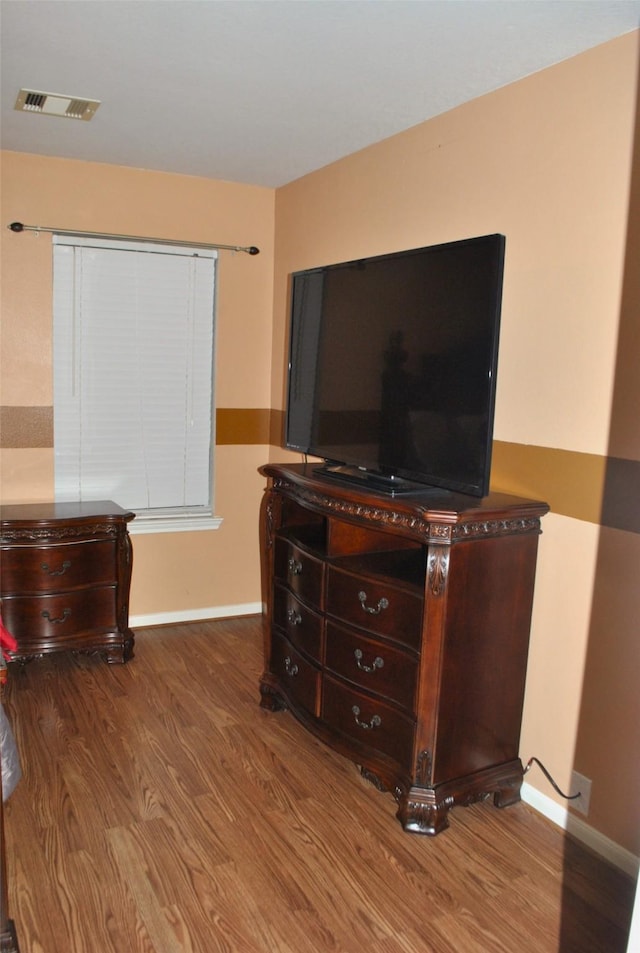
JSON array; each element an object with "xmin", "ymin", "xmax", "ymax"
[
  {"xmin": 352, "ymin": 705, "xmax": 381, "ymax": 730},
  {"xmin": 358, "ymin": 591, "xmax": 389, "ymax": 615},
  {"xmin": 354, "ymin": 648, "xmax": 384, "ymax": 673},
  {"xmin": 288, "ymin": 558, "xmax": 303, "ymax": 575},
  {"xmin": 41, "ymin": 560, "xmax": 71, "ymax": 577},
  {"xmin": 41, "ymin": 608, "xmax": 71, "ymax": 625},
  {"xmin": 284, "ymin": 656, "xmax": 299, "ymax": 677},
  {"xmin": 287, "ymin": 608, "xmax": 302, "ymax": 626}
]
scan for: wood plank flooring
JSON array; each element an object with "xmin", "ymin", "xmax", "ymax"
[{"xmin": 1, "ymin": 617, "xmax": 635, "ymax": 953}]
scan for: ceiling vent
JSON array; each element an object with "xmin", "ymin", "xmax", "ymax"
[{"xmin": 14, "ymin": 89, "xmax": 100, "ymax": 121}]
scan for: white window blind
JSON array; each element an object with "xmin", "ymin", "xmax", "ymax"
[{"xmin": 53, "ymin": 236, "xmax": 218, "ymax": 531}]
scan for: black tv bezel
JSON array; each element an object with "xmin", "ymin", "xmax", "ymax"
[{"xmin": 284, "ymin": 234, "xmax": 506, "ymax": 498}]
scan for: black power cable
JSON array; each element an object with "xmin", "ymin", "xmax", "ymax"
[{"xmin": 524, "ymin": 757, "xmax": 581, "ymax": 800}]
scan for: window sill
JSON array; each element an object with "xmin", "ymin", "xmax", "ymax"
[{"xmin": 129, "ymin": 514, "xmax": 224, "ymax": 535}]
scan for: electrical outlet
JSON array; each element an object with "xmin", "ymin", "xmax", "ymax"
[{"xmin": 570, "ymin": 770, "xmax": 592, "ymax": 816}]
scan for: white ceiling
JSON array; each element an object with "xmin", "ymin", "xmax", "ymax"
[{"xmin": 1, "ymin": 0, "xmax": 639, "ymax": 189}]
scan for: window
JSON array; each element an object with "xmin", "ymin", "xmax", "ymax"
[{"xmin": 53, "ymin": 236, "xmax": 220, "ymax": 533}]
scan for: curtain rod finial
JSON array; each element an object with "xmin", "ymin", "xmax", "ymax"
[
  {"xmin": 248, "ymin": 246, "xmax": 260, "ymax": 255},
  {"xmin": 9, "ymin": 222, "xmax": 25, "ymax": 232}
]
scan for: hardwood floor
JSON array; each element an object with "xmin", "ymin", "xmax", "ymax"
[{"xmin": 1, "ymin": 617, "xmax": 634, "ymax": 953}]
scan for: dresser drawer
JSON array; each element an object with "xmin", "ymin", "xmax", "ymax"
[
  {"xmin": 271, "ymin": 631, "xmax": 321, "ymax": 718},
  {"xmin": 0, "ymin": 540, "xmax": 117, "ymax": 594},
  {"xmin": 273, "ymin": 584, "xmax": 323, "ymax": 662},
  {"xmin": 325, "ymin": 621, "xmax": 417, "ymax": 712},
  {"xmin": 1, "ymin": 588, "xmax": 117, "ymax": 648},
  {"xmin": 274, "ymin": 536, "xmax": 325, "ymax": 609},
  {"xmin": 322, "ymin": 675, "xmax": 414, "ymax": 766},
  {"xmin": 326, "ymin": 566, "xmax": 423, "ymax": 649}
]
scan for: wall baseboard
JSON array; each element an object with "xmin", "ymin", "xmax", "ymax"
[
  {"xmin": 130, "ymin": 603, "xmax": 262, "ymax": 629},
  {"xmin": 131, "ymin": 606, "xmax": 638, "ymax": 878},
  {"xmin": 522, "ymin": 782, "xmax": 639, "ymax": 878}
]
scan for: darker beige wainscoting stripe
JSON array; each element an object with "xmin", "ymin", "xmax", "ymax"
[
  {"xmin": 491, "ymin": 441, "xmax": 606, "ymax": 526},
  {"xmin": 215, "ymin": 408, "xmax": 279, "ymax": 446},
  {"xmin": 491, "ymin": 441, "xmax": 640, "ymax": 534},
  {"xmin": 0, "ymin": 406, "xmax": 53, "ymax": 448},
  {"xmin": 600, "ymin": 456, "xmax": 640, "ymax": 535},
  {"xmin": 269, "ymin": 409, "xmax": 286, "ymax": 447}
]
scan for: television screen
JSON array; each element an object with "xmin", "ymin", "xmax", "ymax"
[{"xmin": 285, "ymin": 234, "xmax": 505, "ymax": 497}]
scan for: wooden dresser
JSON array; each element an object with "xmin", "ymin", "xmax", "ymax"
[
  {"xmin": 0, "ymin": 501, "xmax": 135, "ymax": 664},
  {"xmin": 259, "ymin": 463, "xmax": 548, "ymax": 835}
]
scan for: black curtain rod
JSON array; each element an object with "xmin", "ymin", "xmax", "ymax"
[{"xmin": 7, "ymin": 222, "xmax": 260, "ymax": 255}]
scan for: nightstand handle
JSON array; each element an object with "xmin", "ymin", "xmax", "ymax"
[
  {"xmin": 41, "ymin": 608, "xmax": 71, "ymax": 625},
  {"xmin": 41, "ymin": 559, "xmax": 71, "ymax": 576}
]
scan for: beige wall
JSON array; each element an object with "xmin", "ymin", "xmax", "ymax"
[
  {"xmin": 273, "ymin": 33, "xmax": 640, "ymax": 856},
  {"xmin": 1, "ymin": 32, "xmax": 638, "ymax": 858},
  {"xmin": 0, "ymin": 153, "xmax": 275, "ymax": 615}
]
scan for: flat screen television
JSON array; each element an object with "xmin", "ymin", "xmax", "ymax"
[{"xmin": 285, "ymin": 233, "xmax": 506, "ymax": 497}]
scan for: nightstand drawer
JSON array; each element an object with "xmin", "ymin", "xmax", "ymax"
[
  {"xmin": 325, "ymin": 620, "xmax": 417, "ymax": 712},
  {"xmin": 326, "ymin": 566, "xmax": 423, "ymax": 649},
  {"xmin": 0, "ymin": 540, "xmax": 117, "ymax": 594},
  {"xmin": 322, "ymin": 675, "xmax": 414, "ymax": 766},
  {"xmin": 273, "ymin": 584, "xmax": 323, "ymax": 662},
  {"xmin": 274, "ymin": 537, "xmax": 325, "ymax": 609},
  {"xmin": 1, "ymin": 588, "xmax": 117, "ymax": 647}
]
